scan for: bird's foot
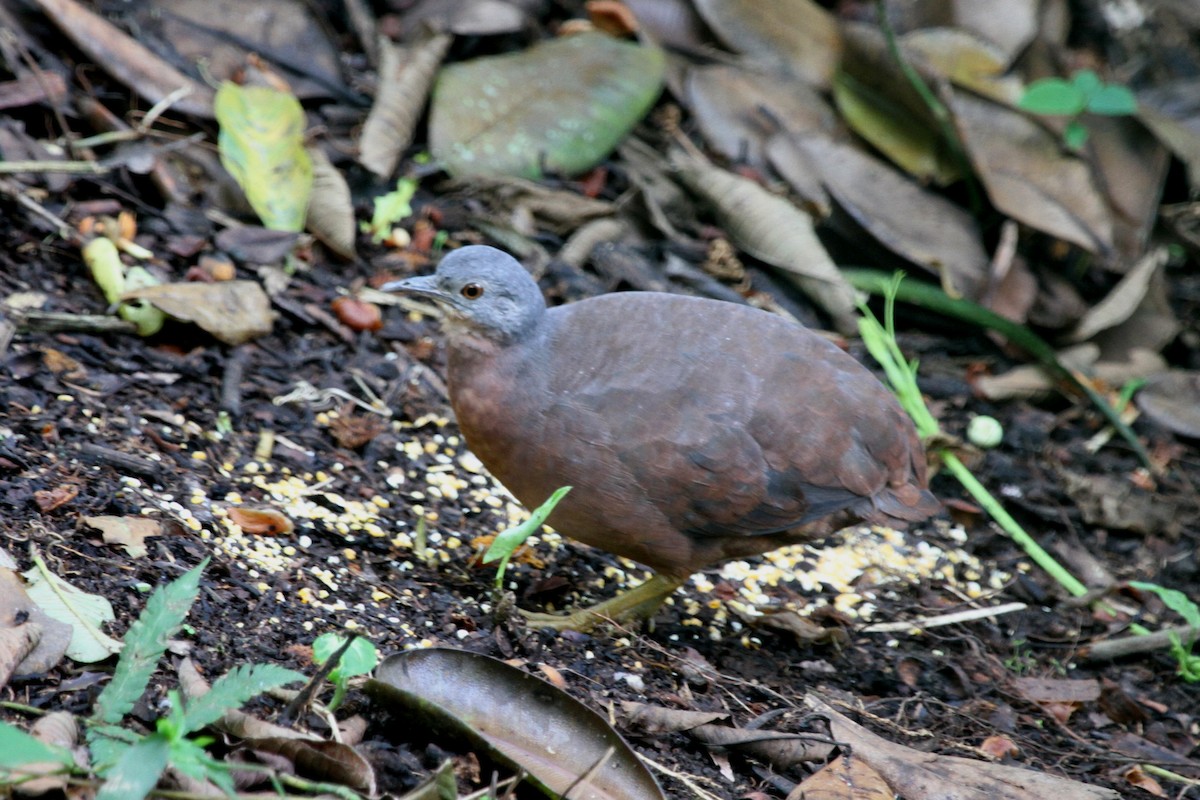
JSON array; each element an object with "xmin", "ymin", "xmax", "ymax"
[{"xmin": 518, "ymin": 574, "xmax": 686, "ymax": 633}]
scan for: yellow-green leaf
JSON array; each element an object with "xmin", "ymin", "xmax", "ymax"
[{"xmin": 215, "ymin": 82, "xmax": 313, "ymax": 232}]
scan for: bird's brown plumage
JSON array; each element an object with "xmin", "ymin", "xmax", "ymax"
[{"xmin": 386, "ymin": 246, "xmax": 939, "ymax": 629}]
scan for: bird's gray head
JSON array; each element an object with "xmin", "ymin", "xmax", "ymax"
[{"xmin": 383, "ymin": 246, "xmax": 546, "ymax": 344}]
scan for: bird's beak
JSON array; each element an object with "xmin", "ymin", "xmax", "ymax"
[{"xmin": 381, "ymin": 274, "xmax": 441, "ymax": 298}]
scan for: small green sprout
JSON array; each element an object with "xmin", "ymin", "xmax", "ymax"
[
  {"xmin": 362, "ymin": 177, "xmax": 419, "ymax": 244},
  {"xmin": 1129, "ymin": 582, "xmax": 1200, "ymax": 682},
  {"xmin": 312, "ymin": 633, "xmax": 379, "ymax": 711},
  {"xmin": 483, "ymin": 486, "xmax": 572, "ymax": 590},
  {"xmin": 1018, "ymin": 69, "xmax": 1137, "ymax": 150}
]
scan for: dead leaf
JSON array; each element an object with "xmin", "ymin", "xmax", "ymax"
[
  {"xmin": 1137, "ymin": 370, "xmax": 1200, "ymax": 438},
  {"xmin": 84, "ymin": 515, "xmax": 162, "ymax": 558},
  {"xmin": 306, "ymin": 146, "xmax": 357, "ymax": 259},
  {"xmin": 359, "ymin": 32, "xmax": 453, "ymax": 178},
  {"xmin": 694, "ymin": 0, "xmax": 842, "ymax": 88},
  {"xmin": 122, "ymin": 280, "xmax": 274, "ymax": 345},
  {"xmin": 671, "ymin": 148, "xmax": 860, "ymax": 334},
  {"xmin": 228, "ymin": 507, "xmax": 295, "ymax": 536},
  {"xmin": 948, "ymin": 90, "xmax": 1114, "ymax": 253},
  {"xmin": 1061, "ymin": 470, "xmax": 1181, "ymax": 537},
  {"xmin": 1067, "ymin": 248, "xmax": 1169, "ymax": 343},
  {"xmin": 790, "ymin": 754, "xmax": 891, "ymax": 800}
]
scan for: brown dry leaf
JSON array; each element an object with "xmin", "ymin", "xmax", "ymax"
[
  {"xmin": 806, "ymin": 696, "xmax": 1121, "ymax": 800},
  {"xmin": 393, "ymin": 0, "xmax": 528, "ymax": 37},
  {"xmin": 1137, "ymin": 370, "xmax": 1200, "ymax": 438},
  {"xmin": 624, "ymin": 0, "xmax": 711, "ymax": 51},
  {"xmin": 1077, "ymin": 254, "xmax": 1180, "ymax": 362},
  {"xmin": 1068, "ymin": 249, "xmax": 1169, "ymax": 343},
  {"xmin": 1137, "ymin": 89, "xmax": 1200, "ymax": 192},
  {"xmin": 178, "ymin": 657, "xmax": 321, "ymax": 742},
  {"xmin": 1119, "ymin": 765, "xmax": 1166, "ymax": 797},
  {"xmin": 790, "ymin": 754, "xmax": 891, "ymax": 800},
  {"xmin": 793, "ymin": 134, "xmax": 988, "ymax": 299},
  {"xmin": 84, "ymin": 515, "xmax": 162, "ymax": 558},
  {"xmin": 228, "ymin": 507, "xmax": 295, "ymax": 536},
  {"xmin": 694, "ymin": 0, "xmax": 842, "ymax": 89},
  {"xmin": 765, "ymin": 133, "xmax": 831, "ymax": 216},
  {"xmin": 34, "ymin": 483, "xmax": 79, "ymax": 513},
  {"xmin": 948, "ymin": 91, "xmax": 1114, "ymax": 253},
  {"xmin": 620, "ymin": 701, "xmax": 729, "ymax": 734},
  {"xmin": 306, "ymin": 146, "xmax": 356, "ymax": 259},
  {"xmin": 30, "ymin": 0, "xmax": 215, "ymax": 117},
  {"xmin": 671, "ymin": 148, "xmax": 860, "ymax": 334},
  {"xmin": 684, "ymin": 64, "xmax": 835, "ymax": 168},
  {"xmin": 359, "ymin": 32, "xmax": 453, "ymax": 178},
  {"xmin": 1061, "ymin": 470, "xmax": 1181, "ymax": 537},
  {"xmin": 122, "ymin": 280, "xmax": 274, "ymax": 345},
  {"xmin": 0, "ymin": 568, "xmax": 71, "ymax": 678},
  {"xmin": 755, "ymin": 609, "xmax": 848, "ymax": 648},
  {"xmin": 251, "ymin": 737, "xmax": 377, "ymax": 794},
  {"xmin": 942, "ymin": 0, "xmax": 1041, "ymax": 66},
  {"xmin": 441, "ymin": 175, "xmax": 616, "ymax": 235},
  {"xmin": 1087, "ymin": 116, "xmax": 1169, "ymax": 259},
  {"xmin": 900, "ymin": 28, "xmax": 1023, "ymax": 103},
  {"xmin": 980, "ymin": 735, "xmax": 1020, "ymax": 760},
  {"xmin": 14, "ymin": 712, "xmax": 79, "ymax": 795}
]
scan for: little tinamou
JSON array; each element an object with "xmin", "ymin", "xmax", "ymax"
[{"xmin": 385, "ymin": 246, "xmax": 938, "ymax": 632}]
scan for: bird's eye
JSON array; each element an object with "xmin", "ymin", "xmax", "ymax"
[{"xmin": 460, "ymin": 283, "xmax": 484, "ymax": 300}]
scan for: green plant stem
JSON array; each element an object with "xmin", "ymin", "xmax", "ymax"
[
  {"xmin": 845, "ymin": 267, "xmax": 1154, "ymax": 472},
  {"xmin": 874, "ymin": 0, "xmax": 982, "ymax": 214},
  {"xmin": 940, "ymin": 450, "xmax": 1086, "ymax": 597}
]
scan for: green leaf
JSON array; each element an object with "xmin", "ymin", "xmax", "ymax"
[
  {"xmin": 0, "ymin": 721, "xmax": 76, "ymax": 769},
  {"xmin": 363, "ymin": 178, "xmax": 418, "ymax": 243},
  {"xmin": 1063, "ymin": 120, "xmax": 1090, "ymax": 150},
  {"xmin": 1129, "ymin": 582, "xmax": 1200, "ymax": 628},
  {"xmin": 313, "ymin": 634, "xmax": 379, "ymax": 682},
  {"xmin": 215, "ymin": 82, "xmax": 313, "ymax": 232},
  {"xmin": 92, "ymin": 560, "xmax": 208, "ymax": 727},
  {"xmin": 1086, "ymin": 84, "xmax": 1137, "ymax": 115},
  {"xmin": 1018, "ymin": 78, "xmax": 1086, "ymax": 116},
  {"xmin": 484, "ymin": 486, "xmax": 572, "ymax": 588},
  {"xmin": 1070, "ymin": 69, "xmax": 1103, "ymax": 96},
  {"xmin": 95, "ymin": 734, "xmax": 170, "ymax": 800},
  {"xmin": 430, "ymin": 32, "xmax": 664, "ymax": 178},
  {"xmin": 180, "ymin": 663, "xmax": 306, "ymax": 734}
]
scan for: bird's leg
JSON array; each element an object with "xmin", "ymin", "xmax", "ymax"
[{"xmin": 519, "ymin": 573, "xmax": 687, "ymax": 633}]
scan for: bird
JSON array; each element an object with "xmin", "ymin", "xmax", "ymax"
[{"xmin": 384, "ymin": 245, "xmax": 939, "ymax": 632}]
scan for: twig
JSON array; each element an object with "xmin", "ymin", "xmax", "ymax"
[{"xmin": 860, "ymin": 601, "xmax": 1027, "ymax": 633}]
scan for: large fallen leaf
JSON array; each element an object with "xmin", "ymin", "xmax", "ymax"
[
  {"xmin": 948, "ymin": 90, "xmax": 1114, "ymax": 253},
  {"xmin": 900, "ymin": 28, "xmax": 1023, "ymax": 104},
  {"xmin": 216, "ymin": 82, "xmax": 313, "ymax": 232},
  {"xmin": 22, "ymin": 558, "xmax": 121, "ymax": 663},
  {"xmin": 122, "ymin": 281, "xmax": 274, "ymax": 345},
  {"xmin": 83, "ymin": 516, "xmax": 161, "ymax": 559},
  {"xmin": 791, "ymin": 134, "xmax": 988, "ymax": 298},
  {"xmin": 367, "ymin": 648, "xmax": 665, "ymax": 800},
  {"xmin": 1086, "ymin": 115, "xmax": 1169, "ymax": 259},
  {"xmin": 1067, "ymin": 248, "xmax": 1170, "ymax": 343},
  {"xmin": 694, "ymin": 0, "xmax": 841, "ymax": 88},
  {"xmin": 806, "ymin": 695, "xmax": 1120, "ymax": 799},
  {"xmin": 305, "ymin": 145, "xmax": 357, "ymax": 259},
  {"xmin": 359, "ymin": 32, "xmax": 452, "ymax": 178},
  {"xmin": 0, "ymin": 569, "xmax": 71, "ymax": 681},
  {"xmin": 430, "ymin": 32, "xmax": 664, "ymax": 179},
  {"xmin": 671, "ymin": 149, "xmax": 860, "ymax": 334},
  {"xmin": 684, "ymin": 63, "xmax": 835, "ymax": 168}
]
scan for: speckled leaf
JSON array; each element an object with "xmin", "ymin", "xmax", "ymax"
[
  {"xmin": 216, "ymin": 82, "xmax": 313, "ymax": 232},
  {"xmin": 430, "ymin": 32, "xmax": 664, "ymax": 179}
]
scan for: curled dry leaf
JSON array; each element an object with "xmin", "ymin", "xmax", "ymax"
[
  {"xmin": 122, "ymin": 280, "xmax": 275, "ymax": 345},
  {"xmin": 13, "ymin": 712, "xmax": 80, "ymax": 796},
  {"xmin": 367, "ymin": 648, "xmax": 666, "ymax": 800},
  {"xmin": 694, "ymin": 0, "xmax": 841, "ymax": 89},
  {"xmin": 359, "ymin": 32, "xmax": 453, "ymax": 178},
  {"xmin": 306, "ymin": 146, "xmax": 357, "ymax": 260},
  {"xmin": 227, "ymin": 507, "xmax": 295, "ymax": 536},
  {"xmin": 30, "ymin": 0, "xmax": 215, "ymax": 117},
  {"xmin": 1137, "ymin": 370, "xmax": 1200, "ymax": 438},
  {"xmin": 1067, "ymin": 248, "xmax": 1170, "ymax": 343},
  {"xmin": 792, "ymin": 754, "xmax": 892, "ymax": 800},
  {"xmin": 0, "ymin": 569, "xmax": 71, "ymax": 677},
  {"xmin": 671, "ymin": 149, "xmax": 860, "ymax": 334}
]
